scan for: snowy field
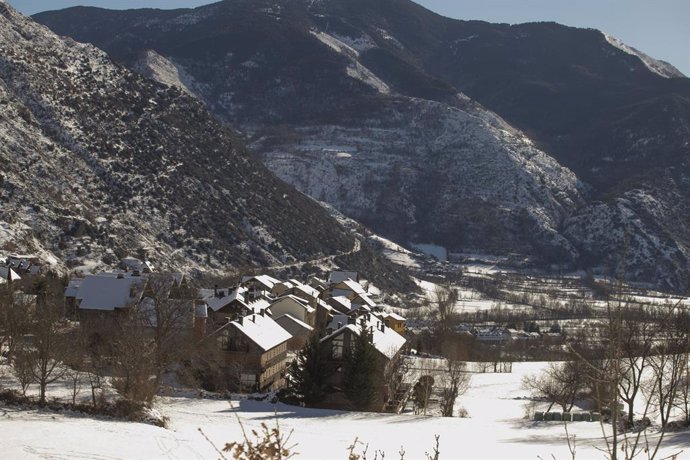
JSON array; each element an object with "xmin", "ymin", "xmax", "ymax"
[{"xmin": 3, "ymin": 362, "xmax": 689, "ymax": 459}]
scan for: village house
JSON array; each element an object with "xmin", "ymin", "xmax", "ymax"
[
  {"xmin": 274, "ymin": 314, "xmax": 314, "ymax": 351},
  {"xmin": 290, "ymin": 281, "xmax": 321, "ymax": 303},
  {"xmin": 475, "ymin": 327, "xmax": 512, "ymax": 343},
  {"xmin": 320, "ymin": 313, "xmax": 407, "ymax": 408},
  {"xmin": 3, "ymin": 254, "xmax": 42, "ymax": 276},
  {"xmin": 271, "ymin": 280, "xmax": 295, "ymax": 298},
  {"xmin": 328, "ymin": 279, "xmax": 367, "ymax": 301},
  {"xmin": 69, "ymin": 272, "xmax": 147, "ymax": 324},
  {"xmin": 214, "ymin": 311, "xmax": 291, "ymax": 391},
  {"xmin": 351, "ymin": 292, "xmax": 377, "ymax": 309},
  {"xmin": 379, "ymin": 311, "xmax": 406, "ymax": 335},
  {"xmin": 67, "ymin": 271, "xmax": 192, "ymax": 329},
  {"xmin": 268, "ymin": 294, "xmax": 316, "ymax": 326},
  {"xmin": 241, "ymin": 275, "xmax": 281, "ymax": 301},
  {"xmin": 328, "ymin": 295, "xmax": 352, "ymax": 314},
  {"xmin": 328, "ymin": 271, "xmax": 360, "ymax": 284},
  {"xmin": 118, "ymin": 256, "xmax": 154, "ymax": 273},
  {"xmin": 202, "ymin": 286, "xmax": 250, "ymax": 326}
]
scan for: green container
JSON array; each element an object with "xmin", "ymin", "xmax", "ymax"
[
  {"xmin": 591, "ymin": 412, "xmax": 601, "ymax": 422},
  {"xmin": 553, "ymin": 412, "xmax": 563, "ymax": 422},
  {"xmin": 581, "ymin": 412, "xmax": 592, "ymax": 422},
  {"xmin": 562, "ymin": 412, "xmax": 572, "ymax": 422},
  {"xmin": 572, "ymin": 413, "xmax": 582, "ymax": 422},
  {"xmin": 534, "ymin": 412, "xmax": 544, "ymax": 421}
]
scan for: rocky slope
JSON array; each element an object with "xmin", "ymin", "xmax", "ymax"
[
  {"xmin": 0, "ymin": 1, "xmax": 354, "ymax": 275},
  {"xmin": 34, "ymin": 0, "xmax": 690, "ymax": 291}
]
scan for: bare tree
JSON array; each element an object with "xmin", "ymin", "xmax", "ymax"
[
  {"xmin": 11, "ymin": 346, "xmax": 33, "ymax": 396},
  {"xmin": 439, "ymin": 359, "xmax": 471, "ymax": 417},
  {"xmin": 14, "ymin": 276, "xmax": 69, "ymax": 405},
  {"xmin": 648, "ymin": 319, "xmax": 688, "ymax": 429},
  {"xmin": 522, "ymin": 360, "xmax": 589, "ymax": 412},
  {"xmin": 413, "ymin": 375, "xmax": 434, "ymax": 415},
  {"xmin": 110, "ymin": 310, "xmax": 158, "ymax": 402},
  {"xmin": 429, "ymin": 285, "xmax": 458, "ymax": 337},
  {"xmin": 0, "ymin": 284, "xmax": 32, "ymax": 364},
  {"xmin": 618, "ymin": 313, "xmax": 656, "ymax": 426},
  {"xmin": 111, "ymin": 275, "xmax": 196, "ymax": 402}
]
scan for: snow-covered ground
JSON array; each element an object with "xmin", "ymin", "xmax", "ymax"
[{"xmin": 3, "ymin": 362, "xmax": 689, "ymax": 459}]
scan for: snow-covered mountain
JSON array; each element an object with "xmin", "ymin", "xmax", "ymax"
[
  {"xmin": 0, "ymin": 2, "xmax": 354, "ymax": 274},
  {"xmin": 33, "ymin": 0, "xmax": 690, "ymax": 291}
]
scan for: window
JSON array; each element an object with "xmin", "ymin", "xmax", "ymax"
[{"xmin": 332, "ymin": 336, "xmax": 344, "ymax": 359}]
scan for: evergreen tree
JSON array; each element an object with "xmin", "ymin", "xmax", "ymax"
[
  {"xmin": 343, "ymin": 324, "xmax": 380, "ymax": 410},
  {"xmin": 287, "ymin": 331, "xmax": 329, "ymax": 405}
]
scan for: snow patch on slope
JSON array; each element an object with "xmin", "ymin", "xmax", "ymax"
[
  {"xmin": 311, "ymin": 30, "xmax": 390, "ymax": 94},
  {"xmin": 604, "ymin": 34, "xmax": 685, "ymax": 78},
  {"xmin": 133, "ymin": 49, "xmax": 202, "ymax": 98},
  {"xmin": 346, "ymin": 62, "xmax": 390, "ymax": 94},
  {"xmin": 331, "ymin": 32, "xmax": 377, "ymax": 53}
]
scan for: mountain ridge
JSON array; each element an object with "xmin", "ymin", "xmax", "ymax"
[
  {"xmin": 0, "ymin": 1, "xmax": 355, "ymax": 276},
  {"xmin": 31, "ymin": 0, "xmax": 690, "ymax": 291}
]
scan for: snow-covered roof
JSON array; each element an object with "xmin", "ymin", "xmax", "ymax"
[
  {"xmin": 383, "ymin": 311, "xmax": 405, "ymax": 321},
  {"xmin": 246, "ymin": 298, "xmax": 271, "ymax": 314},
  {"xmin": 241, "ymin": 274, "xmax": 280, "ymax": 290},
  {"xmin": 269, "ymin": 295, "xmax": 315, "ymax": 313},
  {"xmin": 274, "ymin": 313, "xmax": 314, "ymax": 334},
  {"xmin": 0, "ymin": 266, "xmax": 21, "ymax": 283},
  {"xmin": 64, "ymin": 279, "xmax": 83, "ymax": 297},
  {"xmin": 334, "ymin": 279, "xmax": 365, "ymax": 295},
  {"xmin": 274, "ymin": 280, "xmax": 295, "ymax": 290},
  {"xmin": 76, "ymin": 274, "xmax": 146, "ymax": 311},
  {"xmin": 205, "ymin": 287, "xmax": 247, "ymax": 312},
  {"xmin": 352, "ymin": 293, "xmax": 376, "ymax": 307},
  {"xmin": 323, "ymin": 315, "xmax": 406, "ymax": 359},
  {"xmin": 227, "ymin": 313, "xmax": 291, "ymax": 352},
  {"xmin": 328, "ymin": 271, "xmax": 358, "ymax": 284},
  {"xmin": 327, "ymin": 314, "xmax": 351, "ymax": 331},
  {"xmin": 293, "ymin": 283, "xmax": 320, "ymax": 299},
  {"xmin": 330, "ymin": 296, "xmax": 352, "ymax": 311}
]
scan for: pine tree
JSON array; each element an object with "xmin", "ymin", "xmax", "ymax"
[
  {"xmin": 287, "ymin": 331, "xmax": 329, "ymax": 405},
  {"xmin": 343, "ymin": 324, "xmax": 380, "ymax": 410}
]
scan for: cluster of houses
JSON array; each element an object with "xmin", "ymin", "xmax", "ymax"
[
  {"xmin": 0, "ymin": 254, "xmax": 43, "ymax": 285},
  {"xmin": 458, "ymin": 325, "xmax": 563, "ymax": 345},
  {"xmin": 64, "ymin": 260, "xmax": 408, "ymax": 396}
]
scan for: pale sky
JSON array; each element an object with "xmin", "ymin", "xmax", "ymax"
[{"xmin": 7, "ymin": 0, "xmax": 690, "ymax": 76}]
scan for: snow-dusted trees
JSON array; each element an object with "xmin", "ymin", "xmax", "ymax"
[
  {"xmin": 287, "ymin": 331, "xmax": 330, "ymax": 405},
  {"xmin": 343, "ymin": 325, "xmax": 380, "ymax": 410}
]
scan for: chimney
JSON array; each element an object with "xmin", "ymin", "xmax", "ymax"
[
  {"xmin": 193, "ymin": 302, "xmax": 208, "ymax": 340},
  {"xmin": 251, "ymin": 315, "xmax": 256, "ymax": 323},
  {"xmin": 260, "ymin": 309, "xmax": 265, "ymax": 317},
  {"xmin": 214, "ymin": 284, "xmax": 219, "ymax": 297},
  {"xmin": 337, "ymin": 322, "xmax": 343, "ymax": 329},
  {"xmin": 238, "ymin": 316, "xmax": 243, "ymax": 326},
  {"xmin": 117, "ymin": 273, "xmax": 124, "ymax": 279}
]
